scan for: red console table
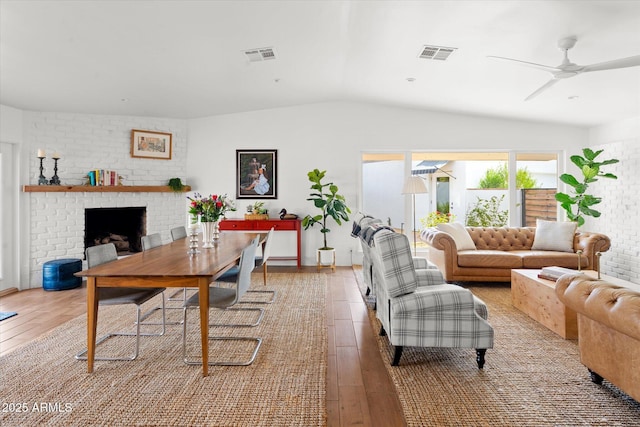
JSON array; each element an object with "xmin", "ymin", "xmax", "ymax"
[{"xmin": 219, "ymin": 219, "xmax": 301, "ymax": 268}]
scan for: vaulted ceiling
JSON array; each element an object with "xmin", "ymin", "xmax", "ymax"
[{"xmin": 1, "ymin": 0, "xmax": 639, "ymax": 127}]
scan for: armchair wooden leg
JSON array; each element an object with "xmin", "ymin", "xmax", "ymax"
[
  {"xmin": 589, "ymin": 369, "xmax": 604, "ymax": 384},
  {"xmin": 476, "ymin": 349, "xmax": 487, "ymax": 369},
  {"xmin": 391, "ymin": 346, "xmax": 403, "ymax": 366}
]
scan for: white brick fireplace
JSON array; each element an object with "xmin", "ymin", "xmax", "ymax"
[
  {"xmin": 26, "ymin": 191, "xmax": 187, "ymax": 287},
  {"xmin": 22, "ymin": 112, "xmax": 189, "ymax": 288}
]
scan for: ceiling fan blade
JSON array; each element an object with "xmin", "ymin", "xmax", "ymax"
[
  {"xmin": 524, "ymin": 79, "xmax": 559, "ymax": 101},
  {"xmin": 487, "ymin": 56, "xmax": 560, "ymax": 73},
  {"xmin": 581, "ymin": 55, "xmax": 640, "ymax": 72}
]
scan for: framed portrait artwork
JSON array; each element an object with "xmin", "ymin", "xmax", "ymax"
[
  {"xmin": 236, "ymin": 149, "xmax": 278, "ymax": 199},
  {"xmin": 131, "ymin": 129, "xmax": 172, "ymax": 160}
]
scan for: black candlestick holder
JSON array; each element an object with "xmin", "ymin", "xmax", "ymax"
[
  {"xmin": 50, "ymin": 157, "xmax": 61, "ymax": 185},
  {"xmin": 38, "ymin": 156, "xmax": 48, "ymax": 185}
]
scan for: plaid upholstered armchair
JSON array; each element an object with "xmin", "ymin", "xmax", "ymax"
[
  {"xmin": 351, "ymin": 215, "xmax": 386, "ymax": 296},
  {"xmin": 369, "ymin": 227, "xmax": 494, "ymax": 367},
  {"xmin": 351, "ymin": 214, "xmax": 435, "ymax": 299}
]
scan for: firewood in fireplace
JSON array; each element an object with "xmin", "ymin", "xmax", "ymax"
[
  {"xmin": 92, "ymin": 233, "xmax": 131, "ymax": 252},
  {"xmin": 112, "ymin": 240, "xmax": 130, "ymax": 251},
  {"xmin": 109, "ymin": 233, "xmax": 129, "ymax": 241}
]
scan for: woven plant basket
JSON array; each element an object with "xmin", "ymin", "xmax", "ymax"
[{"xmin": 244, "ymin": 213, "xmax": 269, "ymax": 220}]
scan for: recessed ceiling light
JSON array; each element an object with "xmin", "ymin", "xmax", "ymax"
[
  {"xmin": 568, "ymin": 95, "xmax": 579, "ymax": 100},
  {"xmin": 121, "ymin": 98, "xmax": 128, "ymax": 102},
  {"xmin": 274, "ymin": 78, "xmax": 281, "ymax": 83},
  {"xmin": 406, "ymin": 77, "xmax": 416, "ymax": 82}
]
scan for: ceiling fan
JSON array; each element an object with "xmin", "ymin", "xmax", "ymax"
[{"xmin": 488, "ymin": 37, "xmax": 640, "ymax": 101}]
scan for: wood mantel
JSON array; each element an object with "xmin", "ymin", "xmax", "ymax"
[{"xmin": 22, "ymin": 185, "xmax": 192, "ymax": 193}]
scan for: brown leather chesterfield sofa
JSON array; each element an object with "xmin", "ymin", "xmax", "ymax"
[
  {"xmin": 420, "ymin": 226, "xmax": 610, "ymax": 283},
  {"xmin": 555, "ymin": 274, "xmax": 640, "ymax": 403}
]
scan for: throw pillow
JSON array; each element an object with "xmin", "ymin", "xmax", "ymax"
[
  {"xmin": 436, "ymin": 222, "xmax": 477, "ymax": 251},
  {"xmin": 531, "ymin": 219, "xmax": 577, "ymax": 253}
]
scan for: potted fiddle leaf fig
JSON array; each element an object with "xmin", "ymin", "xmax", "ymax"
[
  {"xmin": 302, "ymin": 169, "xmax": 351, "ymax": 267},
  {"xmin": 555, "ymin": 148, "xmax": 619, "ymax": 227}
]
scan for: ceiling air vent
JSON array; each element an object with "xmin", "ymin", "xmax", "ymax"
[
  {"xmin": 418, "ymin": 45, "xmax": 457, "ymax": 61},
  {"xmin": 244, "ymin": 47, "xmax": 277, "ymax": 62}
]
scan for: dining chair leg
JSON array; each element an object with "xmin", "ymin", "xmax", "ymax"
[
  {"xmin": 240, "ymin": 289, "xmax": 277, "ymax": 304},
  {"xmin": 129, "ymin": 294, "xmax": 168, "ymax": 337},
  {"xmin": 166, "ymin": 287, "xmax": 196, "ymax": 302},
  {"xmin": 182, "ymin": 307, "xmax": 262, "ymax": 366},
  {"xmin": 139, "ymin": 291, "xmax": 187, "ymax": 326},
  {"xmin": 209, "ymin": 307, "xmax": 265, "ymax": 327},
  {"xmin": 76, "ymin": 296, "xmax": 166, "ymax": 361},
  {"xmin": 263, "ymin": 262, "xmax": 267, "ymax": 286},
  {"xmin": 135, "ymin": 291, "xmax": 175, "ymax": 328},
  {"xmin": 167, "ymin": 288, "xmax": 186, "ymax": 301}
]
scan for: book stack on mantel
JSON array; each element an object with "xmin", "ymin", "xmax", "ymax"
[
  {"xmin": 538, "ymin": 266, "xmax": 579, "ymax": 281},
  {"xmin": 87, "ymin": 170, "xmax": 119, "ymax": 186}
]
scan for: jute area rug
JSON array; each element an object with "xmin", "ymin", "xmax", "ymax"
[
  {"xmin": 0, "ymin": 272, "xmax": 327, "ymax": 427},
  {"xmin": 354, "ymin": 269, "xmax": 640, "ymax": 427}
]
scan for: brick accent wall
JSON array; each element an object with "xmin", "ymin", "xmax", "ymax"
[
  {"xmin": 584, "ymin": 140, "xmax": 639, "ymax": 284},
  {"xmin": 24, "ymin": 112, "xmax": 189, "ymax": 288}
]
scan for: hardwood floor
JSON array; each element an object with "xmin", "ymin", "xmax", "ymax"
[
  {"xmin": 0, "ymin": 284, "xmax": 87, "ymax": 356},
  {"xmin": 0, "ymin": 266, "xmax": 405, "ymax": 426},
  {"xmin": 325, "ymin": 267, "xmax": 405, "ymax": 427}
]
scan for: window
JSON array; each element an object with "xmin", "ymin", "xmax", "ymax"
[{"xmin": 361, "ymin": 150, "xmax": 560, "ymax": 253}]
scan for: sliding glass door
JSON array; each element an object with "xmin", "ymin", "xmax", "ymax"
[{"xmin": 361, "ymin": 150, "xmax": 560, "ymax": 253}]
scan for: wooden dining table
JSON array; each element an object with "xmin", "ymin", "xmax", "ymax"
[{"xmin": 75, "ymin": 231, "xmax": 261, "ymax": 377}]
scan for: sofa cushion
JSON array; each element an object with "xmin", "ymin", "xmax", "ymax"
[
  {"xmin": 531, "ymin": 219, "xmax": 576, "ymax": 253},
  {"xmin": 520, "ymin": 251, "xmax": 587, "ymax": 269},
  {"xmin": 437, "ymin": 222, "xmax": 476, "ymax": 251},
  {"xmin": 457, "ymin": 250, "xmax": 523, "ymax": 269},
  {"xmin": 469, "ymin": 227, "xmax": 534, "ymax": 251}
]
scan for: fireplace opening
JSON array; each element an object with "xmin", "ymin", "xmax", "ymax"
[{"xmin": 84, "ymin": 207, "xmax": 147, "ymax": 256}]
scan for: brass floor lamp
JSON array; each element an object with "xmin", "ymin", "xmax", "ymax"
[{"xmin": 402, "ymin": 176, "xmax": 428, "ymax": 256}]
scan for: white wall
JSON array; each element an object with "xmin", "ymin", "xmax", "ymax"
[
  {"xmin": 0, "ymin": 105, "xmax": 24, "ymax": 144},
  {"xmin": 186, "ymin": 101, "xmax": 588, "ymax": 266},
  {"xmin": 586, "ymin": 116, "xmax": 640, "ymax": 284}
]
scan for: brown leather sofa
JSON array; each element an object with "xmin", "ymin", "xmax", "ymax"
[
  {"xmin": 555, "ymin": 274, "xmax": 640, "ymax": 403},
  {"xmin": 420, "ymin": 226, "xmax": 610, "ymax": 283}
]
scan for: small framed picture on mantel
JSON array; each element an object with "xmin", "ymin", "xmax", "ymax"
[{"xmin": 131, "ymin": 129, "xmax": 172, "ymax": 160}]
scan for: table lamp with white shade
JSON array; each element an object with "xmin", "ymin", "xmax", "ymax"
[{"xmin": 402, "ymin": 176, "xmax": 428, "ymax": 255}]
